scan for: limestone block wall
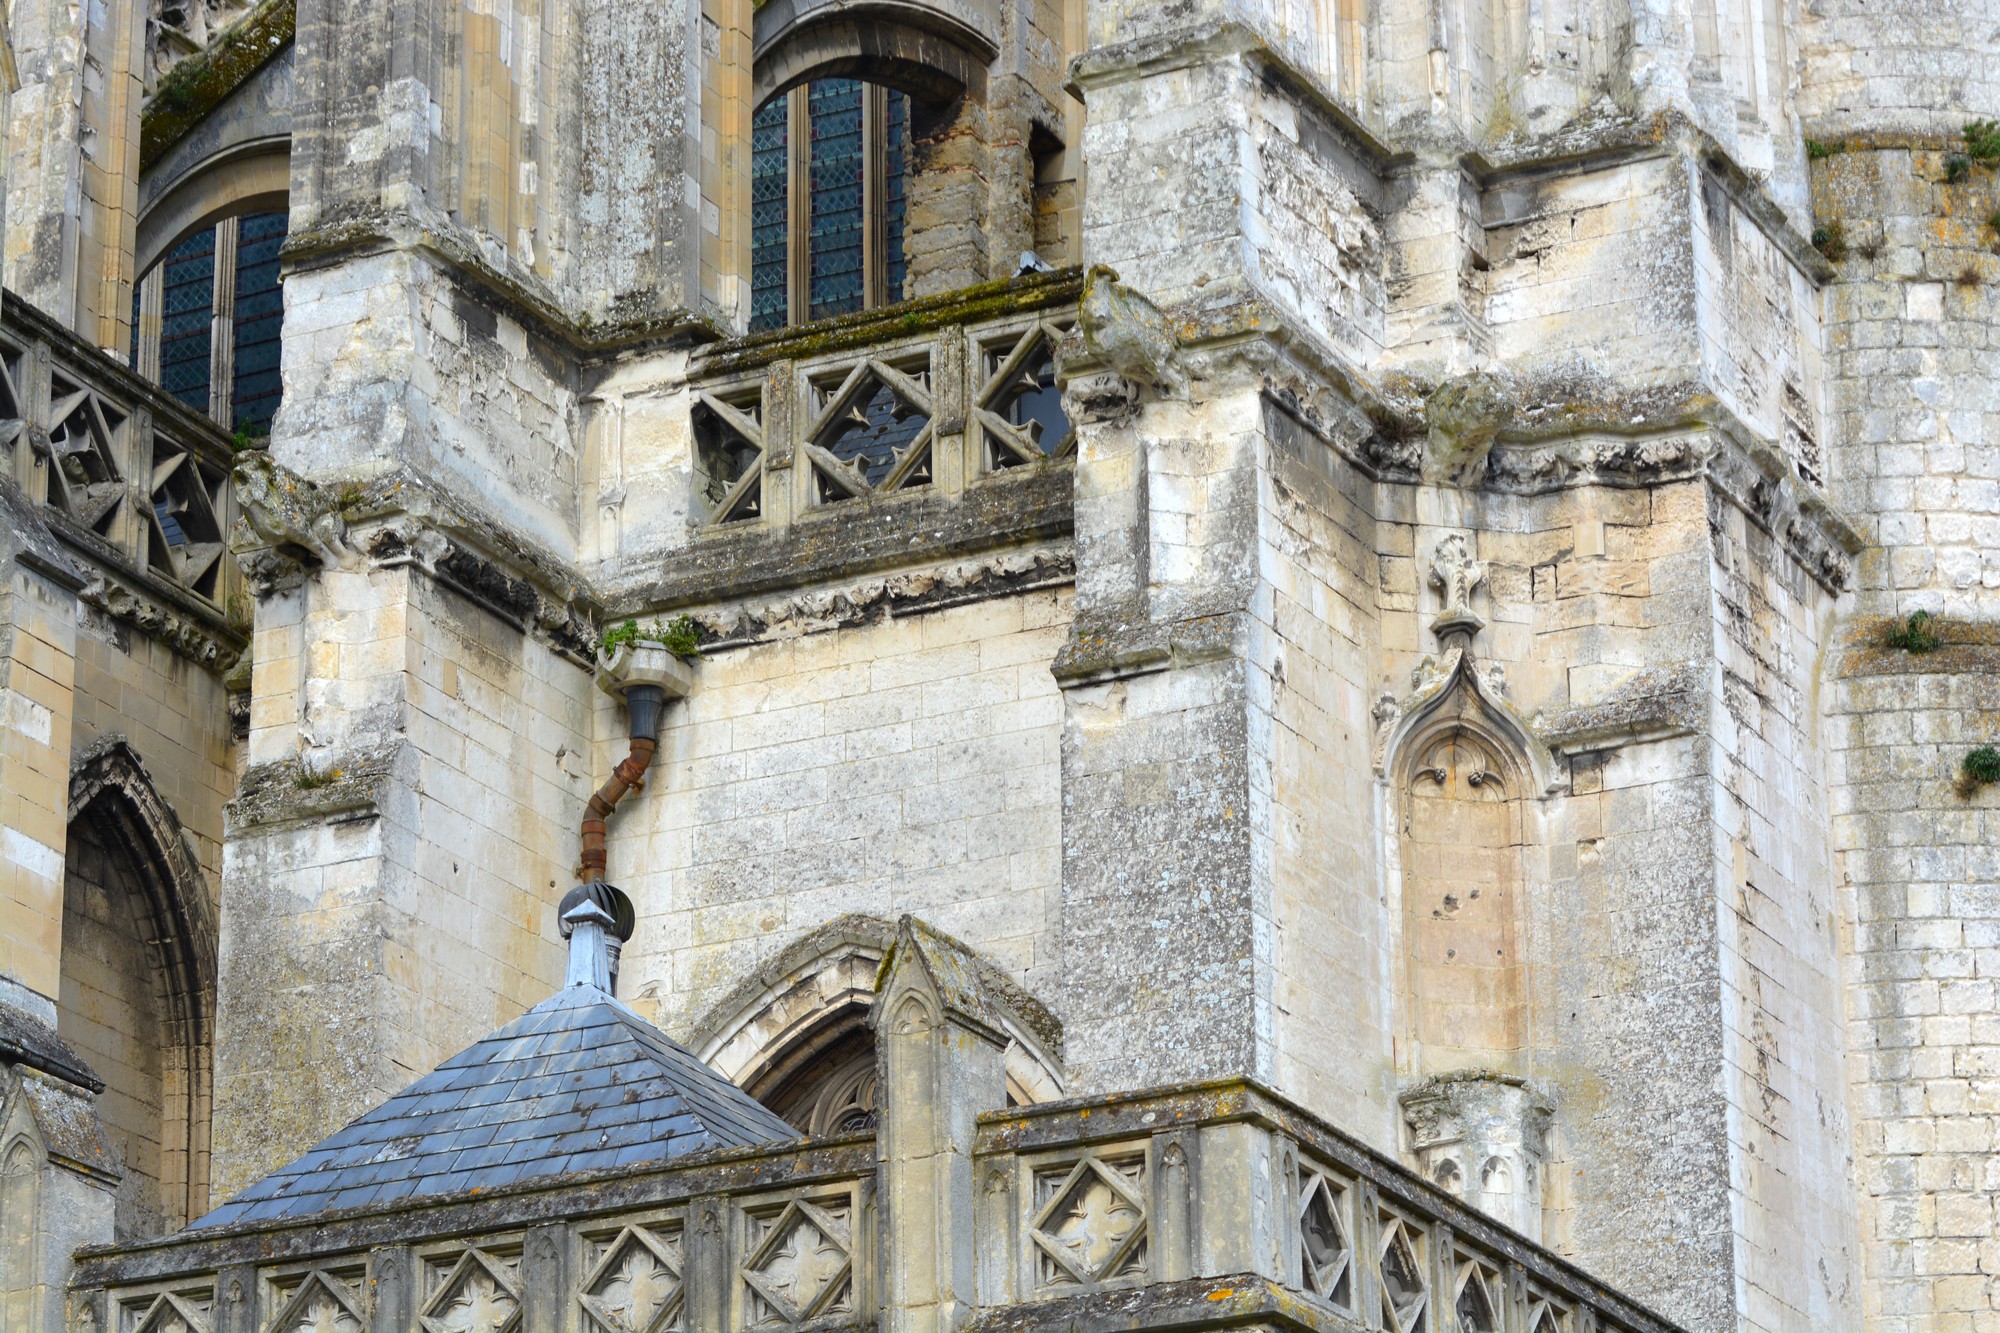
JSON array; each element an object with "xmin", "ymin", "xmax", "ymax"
[
  {"xmin": 4, "ymin": 0, "xmax": 148, "ymax": 343},
  {"xmin": 612, "ymin": 589, "xmax": 1071, "ymax": 1042},
  {"xmin": 278, "ymin": 251, "xmax": 582, "ymax": 555},
  {"xmin": 1259, "ymin": 408, "xmax": 1390, "ymax": 1144},
  {"xmin": 0, "ymin": 563, "xmax": 79, "ymax": 1003},
  {"xmin": 68, "ymin": 613, "xmax": 235, "ymax": 891},
  {"xmin": 1829, "ymin": 639, "xmax": 2000, "ymax": 1332},
  {"xmin": 1705, "ymin": 493, "xmax": 1856, "ymax": 1329},
  {"xmin": 215, "ymin": 563, "xmax": 589, "ymax": 1194},
  {"xmin": 1811, "ymin": 139, "xmax": 2000, "ymax": 1333}
]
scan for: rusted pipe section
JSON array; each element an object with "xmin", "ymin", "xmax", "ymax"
[{"xmin": 578, "ymin": 683, "xmax": 666, "ymax": 885}]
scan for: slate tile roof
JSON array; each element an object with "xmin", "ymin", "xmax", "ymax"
[{"xmin": 193, "ymin": 983, "xmax": 798, "ymax": 1227}]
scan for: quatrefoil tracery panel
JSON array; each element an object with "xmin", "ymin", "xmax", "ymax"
[
  {"xmin": 740, "ymin": 1196, "xmax": 855, "ymax": 1328},
  {"xmin": 695, "ymin": 389, "xmax": 766, "ymax": 525},
  {"xmin": 1296, "ymin": 1165, "xmax": 1354, "ymax": 1309},
  {"xmin": 973, "ymin": 322, "xmax": 1074, "ymax": 473},
  {"xmin": 803, "ymin": 357, "xmax": 933, "ymax": 503},
  {"xmin": 581, "ymin": 1223, "xmax": 685, "ymax": 1333},
  {"xmin": 418, "ymin": 1247, "xmax": 523, "ymax": 1333},
  {"xmin": 1029, "ymin": 1152, "xmax": 1149, "ymax": 1289},
  {"xmin": 264, "ymin": 1268, "xmax": 367, "ymax": 1333}
]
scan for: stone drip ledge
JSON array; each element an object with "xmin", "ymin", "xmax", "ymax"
[
  {"xmin": 655, "ymin": 545, "xmax": 1075, "ymax": 657},
  {"xmin": 1836, "ymin": 615, "xmax": 2000, "ymax": 679},
  {"xmin": 224, "ymin": 740, "xmax": 413, "ymax": 833},
  {"xmin": 614, "ymin": 465, "xmax": 1075, "ymax": 614}
]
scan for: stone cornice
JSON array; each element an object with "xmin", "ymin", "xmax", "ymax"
[{"xmin": 138, "ymin": 0, "xmax": 295, "ymax": 170}]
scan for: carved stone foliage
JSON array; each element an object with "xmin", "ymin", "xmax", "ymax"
[
  {"xmin": 580, "ymin": 1224, "xmax": 684, "ymax": 1333},
  {"xmin": 740, "ymin": 1194, "xmax": 854, "ymax": 1328},
  {"xmin": 1029, "ymin": 1151, "xmax": 1148, "ymax": 1289},
  {"xmin": 1295, "ymin": 1161, "xmax": 1355, "ymax": 1310},
  {"xmin": 417, "ymin": 1248, "xmax": 522, "ymax": 1333},
  {"xmin": 1426, "ymin": 531, "xmax": 1486, "ymax": 637},
  {"xmin": 123, "ymin": 1290, "xmax": 214, "ymax": 1333},
  {"xmin": 804, "ymin": 357, "xmax": 935, "ymax": 503},
  {"xmin": 264, "ymin": 1270, "xmax": 366, "ymax": 1333}
]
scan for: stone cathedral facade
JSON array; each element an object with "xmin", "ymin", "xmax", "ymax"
[{"xmin": 0, "ymin": 0, "xmax": 1996, "ymax": 1328}]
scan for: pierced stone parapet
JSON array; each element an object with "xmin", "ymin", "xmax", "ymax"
[
  {"xmin": 69, "ymin": 1083, "xmax": 1681, "ymax": 1333},
  {"xmin": 686, "ymin": 283, "xmax": 1078, "ymax": 533}
]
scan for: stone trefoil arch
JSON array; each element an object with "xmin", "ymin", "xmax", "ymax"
[
  {"xmin": 689, "ymin": 914, "xmax": 1063, "ymax": 1133},
  {"xmin": 1372, "ymin": 532, "xmax": 1559, "ymax": 1241}
]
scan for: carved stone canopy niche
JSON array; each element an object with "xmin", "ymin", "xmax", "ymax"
[{"xmin": 1401, "ymin": 1074, "xmax": 1552, "ymax": 1243}]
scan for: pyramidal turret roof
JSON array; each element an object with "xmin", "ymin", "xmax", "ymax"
[{"xmin": 193, "ymin": 980, "xmax": 798, "ymax": 1228}]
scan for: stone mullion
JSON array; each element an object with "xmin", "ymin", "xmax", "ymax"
[{"xmin": 209, "ymin": 216, "xmax": 239, "ymax": 429}]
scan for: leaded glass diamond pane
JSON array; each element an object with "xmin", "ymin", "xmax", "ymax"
[
  {"xmin": 750, "ymin": 98, "xmax": 789, "ymax": 333},
  {"xmin": 807, "ymin": 79, "xmax": 865, "ymax": 321},
  {"xmin": 158, "ymin": 227, "xmax": 216, "ymax": 413},
  {"xmin": 230, "ymin": 211, "xmax": 288, "ymax": 435}
]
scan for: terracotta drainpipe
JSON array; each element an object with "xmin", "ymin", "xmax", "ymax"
[{"xmin": 578, "ymin": 683, "xmax": 666, "ymax": 886}]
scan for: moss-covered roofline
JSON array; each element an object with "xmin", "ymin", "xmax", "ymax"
[{"xmin": 140, "ymin": 0, "xmax": 295, "ymax": 170}]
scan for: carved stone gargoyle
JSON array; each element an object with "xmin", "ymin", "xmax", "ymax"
[
  {"xmin": 229, "ymin": 451, "xmax": 355, "ymax": 593},
  {"xmin": 1074, "ymin": 264, "xmax": 1186, "ymax": 399}
]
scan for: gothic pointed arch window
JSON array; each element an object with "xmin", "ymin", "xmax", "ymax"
[
  {"xmin": 60, "ymin": 745, "xmax": 217, "ymax": 1239},
  {"xmin": 129, "ymin": 209, "xmax": 290, "ymax": 436},
  {"xmin": 750, "ymin": 80, "xmax": 911, "ymax": 331}
]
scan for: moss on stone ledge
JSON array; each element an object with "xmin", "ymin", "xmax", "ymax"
[
  {"xmin": 140, "ymin": 0, "xmax": 295, "ymax": 170},
  {"xmin": 697, "ymin": 268, "xmax": 1085, "ymax": 376}
]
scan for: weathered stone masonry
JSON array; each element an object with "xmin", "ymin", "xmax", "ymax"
[{"xmin": 2, "ymin": 0, "xmax": 1999, "ymax": 1331}]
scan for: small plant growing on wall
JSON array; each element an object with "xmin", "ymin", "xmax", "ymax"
[
  {"xmin": 601, "ymin": 614, "xmax": 704, "ymax": 661},
  {"xmin": 1812, "ymin": 220, "xmax": 1847, "ymax": 261},
  {"xmin": 1885, "ymin": 610, "xmax": 1941, "ymax": 654},
  {"xmin": 1957, "ymin": 746, "xmax": 2000, "ymax": 797},
  {"xmin": 1805, "ymin": 138, "xmax": 1843, "ymax": 161},
  {"xmin": 1966, "ymin": 121, "xmax": 2000, "ymax": 164},
  {"xmin": 1945, "ymin": 154, "xmax": 1972, "ymax": 184}
]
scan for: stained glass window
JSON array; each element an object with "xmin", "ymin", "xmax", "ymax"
[
  {"xmin": 158, "ymin": 228, "xmax": 217, "ymax": 414},
  {"xmin": 230, "ymin": 212, "xmax": 288, "ymax": 435},
  {"xmin": 751, "ymin": 98, "xmax": 791, "ymax": 333},
  {"xmin": 808, "ymin": 79, "xmax": 867, "ymax": 321},
  {"xmin": 749, "ymin": 80, "xmax": 911, "ymax": 330},
  {"xmin": 131, "ymin": 211, "xmax": 292, "ymax": 433}
]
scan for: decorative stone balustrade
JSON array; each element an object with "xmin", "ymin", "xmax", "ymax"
[
  {"xmin": 1, "ymin": 297, "xmax": 248, "ymax": 671},
  {"xmin": 70, "ymin": 1080, "xmax": 1681, "ymax": 1333},
  {"xmin": 688, "ymin": 272, "xmax": 1080, "ymax": 532}
]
